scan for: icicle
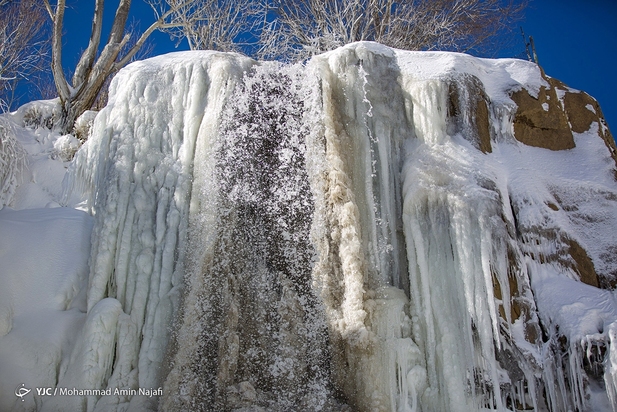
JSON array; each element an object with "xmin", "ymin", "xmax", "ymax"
[
  {"xmin": 407, "ymin": 80, "xmax": 449, "ymax": 146},
  {"xmin": 605, "ymin": 323, "xmax": 617, "ymax": 411}
]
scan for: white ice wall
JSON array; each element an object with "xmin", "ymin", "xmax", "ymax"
[
  {"xmin": 58, "ymin": 51, "xmax": 255, "ymax": 412},
  {"xmin": 8, "ymin": 42, "xmax": 616, "ymax": 411}
]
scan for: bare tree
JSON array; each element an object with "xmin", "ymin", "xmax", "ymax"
[
  {"xmin": 42, "ymin": 0, "xmax": 196, "ymax": 132},
  {"xmin": 148, "ymin": 0, "xmax": 259, "ymax": 52},
  {"xmin": 90, "ymin": 21, "xmax": 156, "ymax": 111},
  {"xmin": 259, "ymin": 0, "xmax": 526, "ymax": 61},
  {"xmin": 0, "ymin": 0, "xmax": 50, "ymax": 112}
]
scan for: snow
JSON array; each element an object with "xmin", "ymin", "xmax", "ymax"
[
  {"xmin": 1, "ymin": 42, "xmax": 617, "ymax": 411},
  {"xmin": 393, "ymin": 47, "xmax": 547, "ymax": 102},
  {"xmin": 0, "ymin": 207, "xmax": 92, "ymax": 412}
]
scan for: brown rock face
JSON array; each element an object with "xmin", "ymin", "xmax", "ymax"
[
  {"xmin": 563, "ymin": 89, "xmax": 602, "ymax": 134},
  {"xmin": 567, "ymin": 238, "xmax": 599, "ymax": 287},
  {"xmin": 511, "ymin": 70, "xmax": 617, "ymax": 185},
  {"xmin": 510, "ymin": 76, "xmax": 575, "ymax": 150},
  {"xmin": 448, "ymin": 74, "xmax": 493, "ymax": 153},
  {"xmin": 511, "ymin": 71, "xmax": 617, "ymax": 170},
  {"xmin": 476, "ymin": 98, "xmax": 492, "ymax": 154}
]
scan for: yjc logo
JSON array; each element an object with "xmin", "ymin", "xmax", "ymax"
[{"xmin": 14, "ymin": 384, "xmax": 31, "ymax": 402}]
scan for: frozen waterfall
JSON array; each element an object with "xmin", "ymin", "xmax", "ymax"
[{"xmin": 21, "ymin": 43, "xmax": 617, "ymax": 411}]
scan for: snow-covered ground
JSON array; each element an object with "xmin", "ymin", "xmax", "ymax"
[
  {"xmin": 0, "ymin": 104, "xmax": 93, "ymax": 411},
  {"xmin": 1, "ymin": 42, "xmax": 617, "ymax": 411}
]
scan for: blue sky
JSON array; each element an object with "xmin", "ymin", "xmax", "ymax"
[
  {"xmin": 514, "ymin": 0, "xmax": 617, "ymax": 133},
  {"xmin": 59, "ymin": 0, "xmax": 617, "ymax": 131}
]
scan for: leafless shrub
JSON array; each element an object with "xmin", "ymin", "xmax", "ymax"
[
  {"xmin": 0, "ymin": 0, "xmax": 50, "ymax": 112},
  {"xmin": 90, "ymin": 20, "xmax": 156, "ymax": 111},
  {"xmin": 43, "ymin": 0, "xmax": 189, "ymax": 132},
  {"xmin": 0, "ymin": 119, "xmax": 27, "ymax": 206},
  {"xmin": 259, "ymin": 0, "xmax": 527, "ymax": 61},
  {"xmin": 149, "ymin": 0, "xmax": 259, "ymax": 52}
]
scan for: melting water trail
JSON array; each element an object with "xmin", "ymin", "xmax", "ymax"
[{"xmin": 163, "ymin": 63, "xmax": 340, "ymax": 411}]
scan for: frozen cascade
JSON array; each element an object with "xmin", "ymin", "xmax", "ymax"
[
  {"xmin": 162, "ymin": 63, "xmax": 337, "ymax": 411},
  {"xmin": 57, "ymin": 52, "xmax": 257, "ymax": 412},
  {"xmin": 401, "ymin": 85, "xmax": 539, "ymax": 410},
  {"xmin": 51, "ymin": 43, "xmax": 617, "ymax": 412}
]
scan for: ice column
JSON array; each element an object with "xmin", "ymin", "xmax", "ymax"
[
  {"xmin": 401, "ymin": 77, "xmax": 520, "ymax": 411},
  {"xmin": 59, "ymin": 52, "xmax": 254, "ymax": 412},
  {"xmin": 309, "ymin": 44, "xmax": 427, "ymax": 411}
]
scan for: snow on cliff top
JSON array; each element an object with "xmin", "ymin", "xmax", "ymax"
[{"xmin": 319, "ymin": 41, "xmax": 548, "ymax": 102}]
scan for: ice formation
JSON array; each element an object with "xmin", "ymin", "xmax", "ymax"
[{"xmin": 2, "ymin": 42, "xmax": 617, "ymax": 411}]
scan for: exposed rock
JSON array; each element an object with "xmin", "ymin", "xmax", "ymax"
[
  {"xmin": 563, "ymin": 88, "xmax": 601, "ymax": 134},
  {"xmin": 567, "ymin": 238, "xmax": 600, "ymax": 287},
  {"xmin": 448, "ymin": 74, "xmax": 492, "ymax": 153},
  {"xmin": 510, "ymin": 75, "xmax": 574, "ymax": 150},
  {"xmin": 511, "ymin": 70, "xmax": 617, "ymax": 180},
  {"xmin": 476, "ymin": 98, "xmax": 492, "ymax": 153},
  {"xmin": 547, "ymin": 202, "xmax": 559, "ymax": 211},
  {"xmin": 492, "ymin": 245, "xmax": 541, "ymax": 345},
  {"xmin": 509, "ymin": 73, "xmax": 617, "ymax": 299}
]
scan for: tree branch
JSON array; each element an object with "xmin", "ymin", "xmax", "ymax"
[
  {"xmin": 72, "ymin": 0, "xmax": 105, "ymax": 88},
  {"xmin": 44, "ymin": 0, "xmax": 70, "ymax": 103}
]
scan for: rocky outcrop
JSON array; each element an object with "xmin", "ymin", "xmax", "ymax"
[
  {"xmin": 562, "ymin": 86, "xmax": 617, "ymax": 171},
  {"xmin": 511, "ymin": 70, "xmax": 617, "ymax": 176},
  {"xmin": 567, "ymin": 237, "xmax": 600, "ymax": 287},
  {"xmin": 510, "ymin": 75, "xmax": 575, "ymax": 151},
  {"xmin": 448, "ymin": 74, "xmax": 493, "ymax": 153},
  {"xmin": 509, "ymin": 70, "xmax": 616, "ymax": 292}
]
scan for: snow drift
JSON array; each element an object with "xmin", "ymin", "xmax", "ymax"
[{"xmin": 2, "ymin": 42, "xmax": 617, "ymax": 411}]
